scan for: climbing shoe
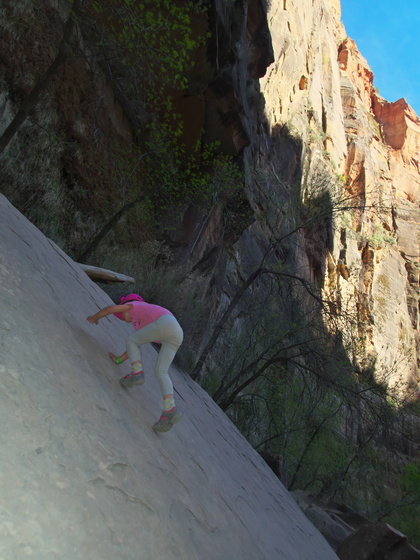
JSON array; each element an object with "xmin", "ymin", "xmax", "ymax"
[
  {"xmin": 152, "ymin": 408, "xmax": 183, "ymax": 433},
  {"xmin": 119, "ymin": 371, "xmax": 144, "ymax": 388}
]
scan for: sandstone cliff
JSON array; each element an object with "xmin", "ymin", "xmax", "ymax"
[
  {"xmin": 194, "ymin": 0, "xmax": 420, "ymax": 394},
  {"xmin": 258, "ymin": 0, "xmax": 420, "ymax": 392}
]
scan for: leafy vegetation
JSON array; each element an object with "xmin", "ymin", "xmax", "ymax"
[
  {"xmin": 87, "ymin": 0, "xmax": 206, "ymax": 109},
  {"xmin": 0, "ymin": 0, "xmax": 242, "ymax": 261}
]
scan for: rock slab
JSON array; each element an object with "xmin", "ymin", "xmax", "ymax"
[{"xmin": 0, "ymin": 192, "xmax": 338, "ymax": 559}]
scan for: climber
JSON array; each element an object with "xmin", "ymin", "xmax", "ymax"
[{"xmin": 86, "ymin": 293, "xmax": 183, "ymax": 433}]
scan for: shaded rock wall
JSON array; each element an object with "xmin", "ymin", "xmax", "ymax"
[{"xmin": 0, "ymin": 193, "xmax": 339, "ymax": 559}]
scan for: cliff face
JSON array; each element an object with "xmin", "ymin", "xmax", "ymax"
[
  {"xmin": 198, "ymin": 0, "xmax": 419, "ymax": 393},
  {"xmin": 338, "ymin": 47, "xmax": 420, "ymax": 390},
  {"xmin": 260, "ymin": 0, "xmax": 419, "ymax": 390}
]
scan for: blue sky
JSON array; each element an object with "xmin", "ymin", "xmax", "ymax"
[{"xmin": 340, "ymin": 0, "xmax": 420, "ymax": 117}]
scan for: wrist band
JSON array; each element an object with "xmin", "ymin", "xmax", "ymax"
[{"xmin": 116, "ymin": 356, "xmax": 121, "ymax": 365}]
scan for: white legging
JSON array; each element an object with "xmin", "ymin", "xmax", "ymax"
[{"xmin": 126, "ymin": 314, "xmax": 183, "ymax": 397}]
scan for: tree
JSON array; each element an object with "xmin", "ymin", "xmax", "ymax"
[
  {"xmin": 71, "ymin": 0, "xmax": 239, "ymax": 262},
  {"xmin": 82, "ymin": 0, "xmax": 207, "ymax": 134},
  {"xmin": 76, "ymin": 138, "xmax": 244, "ymax": 263},
  {"xmin": 190, "ymin": 155, "xmax": 417, "ymax": 520},
  {"xmin": 382, "ymin": 461, "xmax": 420, "ymax": 547},
  {"xmin": 191, "ymin": 174, "xmax": 364, "ymax": 380}
]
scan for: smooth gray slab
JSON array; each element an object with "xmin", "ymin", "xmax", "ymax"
[{"xmin": 0, "ymin": 194, "xmax": 338, "ymax": 560}]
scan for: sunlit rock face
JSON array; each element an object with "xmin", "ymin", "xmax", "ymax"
[
  {"xmin": 219, "ymin": 0, "xmax": 420, "ymax": 392},
  {"xmin": 177, "ymin": 0, "xmax": 419, "ymax": 392},
  {"xmin": 165, "ymin": 0, "xmax": 419, "ymax": 393},
  {"xmin": 335, "ymin": 37, "xmax": 419, "ymax": 390},
  {"xmin": 0, "ymin": 193, "xmax": 339, "ymax": 559}
]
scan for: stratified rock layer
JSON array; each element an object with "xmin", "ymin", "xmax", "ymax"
[{"xmin": 0, "ymin": 192, "xmax": 338, "ymax": 559}]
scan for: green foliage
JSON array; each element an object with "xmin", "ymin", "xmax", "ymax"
[
  {"xmin": 82, "ymin": 0, "xmax": 241, "ymax": 231},
  {"xmin": 196, "ymin": 164, "xmax": 419, "ymax": 541},
  {"xmin": 89, "ymin": 0, "xmax": 207, "ymax": 115},
  {"xmin": 344, "ymin": 215, "xmax": 397, "ymax": 249},
  {"xmin": 364, "ymin": 223, "xmax": 397, "ymax": 247},
  {"xmin": 387, "ymin": 460, "xmax": 420, "ymax": 546},
  {"xmin": 142, "ymin": 126, "xmax": 244, "ymax": 217},
  {"xmin": 391, "ymin": 504, "xmax": 420, "ymax": 547},
  {"xmin": 0, "ymin": 0, "xmax": 247, "ymax": 267},
  {"xmin": 276, "ymin": 384, "xmax": 346, "ymax": 491},
  {"xmin": 402, "ymin": 462, "xmax": 420, "ymax": 496}
]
